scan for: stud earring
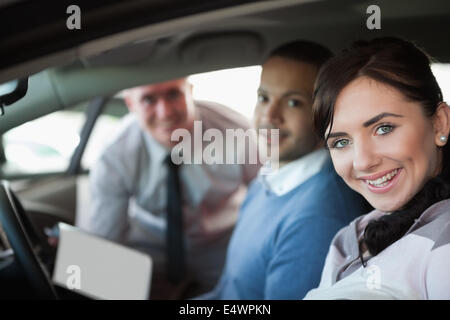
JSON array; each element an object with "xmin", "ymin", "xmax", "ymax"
[{"xmin": 440, "ymin": 135, "xmax": 447, "ymax": 143}]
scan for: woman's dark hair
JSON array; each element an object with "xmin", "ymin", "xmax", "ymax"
[{"xmin": 312, "ymin": 37, "xmax": 450, "ymax": 257}]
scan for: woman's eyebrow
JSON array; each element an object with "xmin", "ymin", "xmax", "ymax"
[
  {"xmin": 326, "ymin": 112, "xmax": 403, "ymax": 139},
  {"xmin": 327, "ymin": 132, "xmax": 347, "ymax": 139},
  {"xmin": 363, "ymin": 112, "xmax": 403, "ymax": 127}
]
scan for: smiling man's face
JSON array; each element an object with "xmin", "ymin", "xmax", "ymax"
[
  {"xmin": 254, "ymin": 56, "xmax": 321, "ymax": 165},
  {"xmin": 124, "ymin": 79, "xmax": 195, "ymax": 148}
]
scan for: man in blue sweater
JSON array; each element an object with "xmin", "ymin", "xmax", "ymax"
[{"xmin": 198, "ymin": 41, "xmax": 369, "ymax": 299}]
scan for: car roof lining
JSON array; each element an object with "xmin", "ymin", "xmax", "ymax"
[{"xmin": 0, "ymin": 0, "xmax": 316, "ymax": 83}]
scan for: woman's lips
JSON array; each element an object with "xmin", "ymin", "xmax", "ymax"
[{"xmin": 364, "ymin": 168, "xmax": 402, "ymax": 194}]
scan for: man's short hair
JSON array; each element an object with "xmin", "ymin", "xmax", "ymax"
[{"xmin": 266, "ymin": 40, "xmax": 333, "ymax": 69}]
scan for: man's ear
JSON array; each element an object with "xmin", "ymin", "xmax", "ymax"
[
  {"xmin": 182, "ymin": 80, "xmax": 194, "ymax": 105},
  {"xmin": 433, "ymin": 102, "xmax": 450, "ymax": 146},
  {"xmin": 186, "ymin": 81, "xmax": 193, "ymax": 96}
]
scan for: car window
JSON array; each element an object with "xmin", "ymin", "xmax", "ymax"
[
  {"xmin": 189, "ymin": 65, "xmax": 261, "ymax": 120},
  {"xmin": 432, "ymin": 63, "xmax": 450, "ymax": 100},
  {"xmin": 1, "ymin": 108, "xmax": 86, "ymax": 177},
  {"xmin": 81, "ymin": 66, "xmax": 261, "ymax": 170}
]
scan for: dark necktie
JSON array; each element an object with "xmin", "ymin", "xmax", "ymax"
[{"xmin": 165, "ymin": 155, "xmax": 185, "ymax": 284}]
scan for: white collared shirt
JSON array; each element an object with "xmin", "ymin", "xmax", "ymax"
[{"xmin": 262, "ymin": 148, "xmax": 330, "ymax": 196}]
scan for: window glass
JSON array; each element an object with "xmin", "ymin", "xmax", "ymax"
[
  {"xmin": 2, "ymin": 66, "xmax": 263, "ymax": 176},
  {"xmin": 432, "ymin": 63, "xmax": 450, "ymax": 101},
  {"xmin": 189, "ymin": 65, "xmax": 261, "ymax": 120},
  {"xmin": 2, "ymin": 108, "xmax": 86, "ymax": 176},
  {"xmin": 82, "ymin": 66, "xmax": 262, "ymax": 170}
]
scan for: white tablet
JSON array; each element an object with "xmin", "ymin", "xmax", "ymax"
[{"xmin": 52, "ymin": 223, "xmax": 152, "ymax": 300}]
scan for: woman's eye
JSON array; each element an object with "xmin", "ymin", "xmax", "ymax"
[
  {"xmin": 332, "ymin": 139, "xmax": 350, "ymax": 149},
  {"xmin": 287, "ymin": 99, "xmax": 301, "ymax": 108},
  {"xmin": 376, "ymin": 125, "xmax": 394, "ymax": 135}
]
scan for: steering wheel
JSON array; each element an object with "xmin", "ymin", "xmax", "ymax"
[{"xmin": 0, "ymin": 181, "xmax": 57, "ymax": 299}]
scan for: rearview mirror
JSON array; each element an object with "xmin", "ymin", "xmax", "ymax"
[{"xmin": 0, "ymin": 78, "xmax": 28, "ymax": 115}]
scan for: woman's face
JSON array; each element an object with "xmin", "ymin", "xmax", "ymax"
[{"xmin": 326, "ymin": 77, "xmax": 441, "ymax": 212}]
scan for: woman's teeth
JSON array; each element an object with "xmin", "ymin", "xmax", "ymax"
[{"xmin": 366, "ymin": 169, "xmax": 399, "ymax": 187}]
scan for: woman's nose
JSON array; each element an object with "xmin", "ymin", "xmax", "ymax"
[{"xmin": 352, "ymin": 140, "xmax": 381, "ymax": 172}]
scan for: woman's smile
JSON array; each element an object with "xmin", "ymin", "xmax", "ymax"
[{"xmin": 360, "ymin": 168, "xmax": 402, "ymax": 194}]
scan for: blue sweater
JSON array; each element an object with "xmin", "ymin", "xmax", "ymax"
[{"xmin": 203, "ymin": 158, "xmax": 368, "ymax": 299}]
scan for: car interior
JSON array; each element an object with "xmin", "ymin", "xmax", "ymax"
[{"xmin": 0, "ymin": 0, "xmax": 449, "ymax": 299}]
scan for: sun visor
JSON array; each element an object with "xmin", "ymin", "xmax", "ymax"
[
  {"xmin": 80, "ymin": 40, "xmax": 158, "ymax": 68},
  {"xmin": 180, "ymin": 32, "xmax": 264, "ymax": 68}
]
